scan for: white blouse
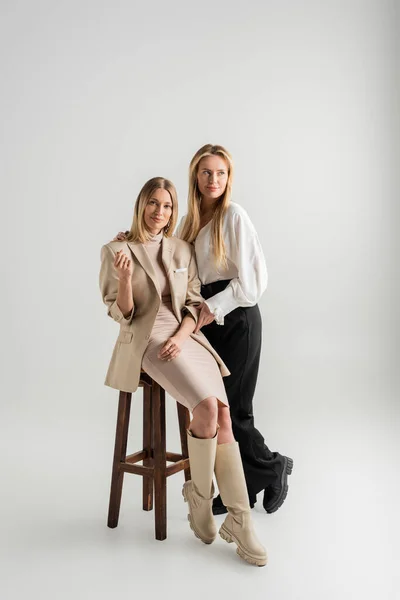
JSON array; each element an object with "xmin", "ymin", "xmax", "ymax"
[{"xmin": 176, "ymin": 202, "xmax": 268, "ymax": 325}]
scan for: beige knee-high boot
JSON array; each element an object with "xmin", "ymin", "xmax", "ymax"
[
  {"xmin": 182, "ymin": 430, "xmax": 217, "ymax": 544},
  {"xmin": 215, "ymin": 442, "xmax": 267, "ymax": 566}
]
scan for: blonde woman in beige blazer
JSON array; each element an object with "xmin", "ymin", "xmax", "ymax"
[{"xmin": 100, "ymin": 177, "xmax": 267, "ymax": 566}]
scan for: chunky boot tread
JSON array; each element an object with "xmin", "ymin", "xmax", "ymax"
[
  {"xmin": 264, "ymin": 456, "xmax": 294, "ymax": 514},
  {"xmin": 219, "ymin": 526, "xmax": 234, "ymax": 543},
  {"xmin": 182, "ymin": 482, "xmax": 216, "ymax": 545},
  {"xmin": 219, "ymin": 523, "xmax": 268, "ymax": 567},
  {"xmin": 187, "ymin": 514, "xmax": 213, "ymax": 544},
  {"xmin": 237, "ymin": 547, "xmax": 267, "ymax": 567}
]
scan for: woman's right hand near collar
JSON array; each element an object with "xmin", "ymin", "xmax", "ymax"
[{"xmin": 114, "ymin": 250, "xmax": 133, "ymax": 280}]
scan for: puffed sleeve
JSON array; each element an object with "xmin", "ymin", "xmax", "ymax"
[
  {"xmin": 99, "ymin": 245, "xmax": 135, "ymax": 325},
  {"xmin": 204, "ymin": 210, "xmax": 268, "ymax": 324}
]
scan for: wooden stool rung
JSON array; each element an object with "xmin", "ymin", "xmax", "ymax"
[
  {"xmin": 121, "ymin": 463, "xmax": 153, "ymax": 476},
  {"xmin": 166, "ymin": 451, "xmax": 185, "ymax": 462},
  {"xmin": 125, "ymin": 450, "xmax": 147, "ymax": 464},
  {"xmin": 166, "ymin": 459, "xmax": 190, "ymax": 478}
]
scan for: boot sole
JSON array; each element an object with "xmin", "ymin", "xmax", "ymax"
[
  {"xmin": 219, "ymin": 524, "xmax": 267, "ymax": 567},
  {"xmin": 265, "ymin": 456, "xmax": 294, "ymax": 514},
  {"xmin": 182, "ymin": 486, "xmax": 215, "ymax": 545}
]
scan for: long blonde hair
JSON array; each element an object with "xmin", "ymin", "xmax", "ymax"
[
  {"xmin": 180, "ymin": 144, "xmax": 234, "ymax": 268},
  {"xmin": 127, "ymin": 177, "xmax": 178, "ymax": 243}
]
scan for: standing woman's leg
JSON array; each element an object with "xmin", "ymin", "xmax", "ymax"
[
  {"xmin": 202, "ymin": 306, "xmax": 281, "ymax": 494},
  {"xmin": 202, "ymin": 281, "xmax": 292, "ymax": 514}
]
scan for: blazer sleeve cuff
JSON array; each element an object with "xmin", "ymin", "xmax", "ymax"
[
  {"xmin": 182, "ymin": 305, "xmax": 199, "ymax": 324},
  {"xmin": 109, "ymin": 300, "xmax": 134, "ymax": 325}
]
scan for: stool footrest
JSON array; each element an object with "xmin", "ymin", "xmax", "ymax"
[
  {"xmin": 120, "ymin": 455, "xmax": 189, "ymax": 478},
  {"xmin": 125, "ymin": 450, "xmax": 147, "ymax": 464},
  {"xmin": 166, "ymin": 452, "xmax": 185, "ymax": 463},
  {"xmin": 121, "ymin": 463, "xmax": 153, "ymax": 476},
  {"xmin": 166, "ymin": 458, "xmax": 190, "ymax": 477},
  {"xmin": 125, "ymin": 450, "xmax": 185, "ymax": 464}
]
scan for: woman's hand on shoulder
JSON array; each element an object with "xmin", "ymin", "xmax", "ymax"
[
  {"xmin": 114, "ymin": 250, "xmax": 133, "ymax": 280},
  {"xmin": 112, "ymin": 231, "xmax": 129, "ymax": 242}
]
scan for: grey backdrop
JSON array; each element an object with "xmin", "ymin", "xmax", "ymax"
[{"xmin": 1, "ymin": 1, "xmax": 398, "ymax": 599}]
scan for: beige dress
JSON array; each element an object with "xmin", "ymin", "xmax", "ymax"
[{"xmin": 141, "ymin": 232, "xmax": 228, "ymax": 411}]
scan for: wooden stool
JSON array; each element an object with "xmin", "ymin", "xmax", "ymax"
[{"xmin": 107, "ymin": 371, "xmax": 191, "ymax": 541}]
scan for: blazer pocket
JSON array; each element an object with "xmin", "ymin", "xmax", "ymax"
[{"xmin": 118, "ymin": 331, "xmax": 133, "ymax": 344}]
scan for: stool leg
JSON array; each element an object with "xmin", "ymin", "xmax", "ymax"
[
  {"xmin": 177, "ymin": 403, "xmax": 191, "ymax": 482},
  {"xmin": 142, "ymin": 383, "xmax": 153, "ymax": 511},
  {"xmin": 107, "ymin": 391, "xmax": 131, "ymax": 528},
  {"xmin": 152, "ymin": 381, "xmax": 167, "ymax": 541}
]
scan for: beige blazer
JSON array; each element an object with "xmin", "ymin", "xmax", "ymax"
[{"xmin": 99, "ymin": 235, "xmax": 230, "ymax": 393}]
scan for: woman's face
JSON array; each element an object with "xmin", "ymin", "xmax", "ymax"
[
  {"xmin": 143, "ymin": 188, "xmax": 173, "ymax": 235},
  {"xmin": 197, "ymin": 155, "xmax": 229, "ymax": 203}
]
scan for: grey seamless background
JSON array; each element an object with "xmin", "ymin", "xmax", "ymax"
[{"xmin": 0, "ymin": 1, "xmax": 398, "ymax": 599}]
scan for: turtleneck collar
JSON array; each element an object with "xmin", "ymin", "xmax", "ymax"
[{"xmin": 145, "ymin": 230, "xmax": 164, "ymax": 246}]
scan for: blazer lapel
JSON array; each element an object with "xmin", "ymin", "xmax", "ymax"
[
  {"xmin": 127, "ymin": 241, "xmax": 161, "ymax": 297},
  {"xmin": 162, "ymin": 237, "xmax": 182, "ymax": 322},
  {"xmin": 161, "ymin": 235, "xmax": 174, "ymax": 276}
]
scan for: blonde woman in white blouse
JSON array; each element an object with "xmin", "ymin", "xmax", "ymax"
[{"xmin": 177, "ymin": 144, "xmax": 293, "ymax": 516}]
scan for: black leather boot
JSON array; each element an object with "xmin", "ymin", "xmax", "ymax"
[
  {"xmin": 263, "ymin": 456, "xmax": 293, "ymax": 513},
  {"xmin": 212, "ymin": 492, "xmax": 256, "ymax": 515}
]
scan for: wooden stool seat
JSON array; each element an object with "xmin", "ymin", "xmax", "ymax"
[{"xmin": 107, "ymin": 371, "xmax": 191, "ymax": 540}]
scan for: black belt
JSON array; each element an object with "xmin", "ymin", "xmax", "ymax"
[{"xmin": 201, "ymin": 279, "xmax": 232, "ymax": 300}]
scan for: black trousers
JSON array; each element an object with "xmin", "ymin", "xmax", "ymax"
[{"xmin": 201, "ymin": 279, "xmax": 283, "ymax": 497}]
